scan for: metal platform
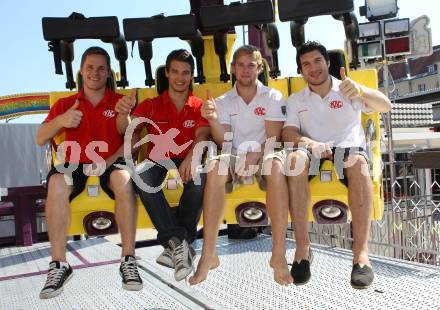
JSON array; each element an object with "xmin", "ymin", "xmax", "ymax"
[
  {"xmin": 0, "ymin": 238, "xmax": 201, "ymax": 310},
  {"xmin": 1, "ymin": 236, "xmax": 440, "ymax": 309}
]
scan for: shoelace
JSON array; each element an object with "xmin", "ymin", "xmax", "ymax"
[
  {"xmin": 173, "ymin": 242, "xmax": 188, "ymax": 268},
  {"xmin": 163, "ymin": 248, "xmax": 173, "ymax": 259},
  {"xmin": 121, "ymin": 261, "xmax": 140, "ymax": 281},
  {"xmin": 44, "ymin": 267, "xmax": 66, "ymax": 287}
]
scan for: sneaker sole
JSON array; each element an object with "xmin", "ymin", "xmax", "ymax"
[
  {"xmin": 122, "ymin": 282, "xmax": 143, "ymax": 291},
  {"xmin": 119, "ymin": 270, "xmax": 144, "ymax": 291},
  {"xmin": 39, "ymin": 273, "xmax": 73, "ymax": 299},
  {"xmin": 293, "ymin": 277, "xmax": 311, "ymax": 286},
  {"xmin": 350, "ymin": 282, "xmax": 372, "ymax": 290},
  {"xmin": 174, "ymin": 265, "xmax": 194, "ymax": 281}
]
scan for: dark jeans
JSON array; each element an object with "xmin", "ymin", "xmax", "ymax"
[{"xmin": 136, "ymin": 158, "xmax": 206, "ymax": 247}]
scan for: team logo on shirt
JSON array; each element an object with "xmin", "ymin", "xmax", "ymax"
[
  {"xmin": 329, "ymin": 100, "xmax": 343, "ymax": 109},
  {"xmin": 103, "ymin": 110, "xmax": 116, "ymax": 118},
  {"xmin": 281, "ymin": 106, "xmax": 286, "ymax": 115},
  {"xmin": 182, "ymin": 119, "xmax": 196, "ymax": 128},
  {"xmin": 254, "ymin": 107, "xmax": 266, "ymax": 116}
]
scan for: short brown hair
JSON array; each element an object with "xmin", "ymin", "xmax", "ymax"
[
  {"xmin": 80, "ymin": 46, "xmax": 111, "ymax": 70},
  {"xmin": 232, "ymin": 45, "xmax": 263, "ymax": 66},
  {"xmin": 165, "ymin": 49, "xmax": 195, "ymax": 74}
]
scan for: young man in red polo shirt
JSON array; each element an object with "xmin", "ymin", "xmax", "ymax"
[
  {"xmin": 36, "ymin": 46, "xmax": 142, "ymax": 299},
  {"xmin": 132, "ymin": 49, "xmax": 210, "ymax": 281}
]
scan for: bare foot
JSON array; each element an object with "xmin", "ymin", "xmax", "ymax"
[
  {"xmin": 188, "ymin": 255, "xmax": 220, "ymax": 285},
  {"xmin": 270, "ymin": 255, "xmax": 293, "ymax": 286}
]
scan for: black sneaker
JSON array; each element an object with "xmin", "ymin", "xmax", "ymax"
[
  {"xmin": 351, "ymin": 263, "xmax": 374, "ymax": 289},
  {"xmin": 39, "ymin": 261, "xmax": 73, "ymax": 299},
  {"xmin": 169, "ymin": 237, "xmax": 194, "ymax": 281},
  {"xmin": 290, "ymin": 250, "xmax": 313, "ymax": 285},
  {"xmin": 120, "ymin": 255, "xmax": 143, "ymax": 291}
]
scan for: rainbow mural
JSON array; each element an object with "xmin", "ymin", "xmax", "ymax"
[{"xmin": 0, "ymin": 93, "xmax": 50, "ymax": 120}]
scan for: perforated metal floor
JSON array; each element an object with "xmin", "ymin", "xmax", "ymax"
[
  {"xmin": 137, "ymin": 235, "xmax": 440, "ymax": 310},
  {"xmin": 0, "ymin": 238, "xmax": 201, "ymax": 310},
  {"xmin": 1, "ymin": 236, "xmax": 440, "ymax": 309}
]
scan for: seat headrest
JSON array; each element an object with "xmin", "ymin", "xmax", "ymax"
[
  {"xmin": 328, "ymin": 50, "xmax": 348, "ymax": 80},
  {"xmin": 155, "ymin": 65, "xmax": 168, "ymax": 95},
  {"xmin": 155, "ymin": 65, "xmax": 194, "ymax": 94}
]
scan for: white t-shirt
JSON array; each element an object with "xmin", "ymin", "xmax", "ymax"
[
  {"xmin": 217, "ymin": 81, "xmax": 286, "ymax": 153},
  {"xmin": 284, "ymin": 76, "xmax": 372, "ymax": 148}
]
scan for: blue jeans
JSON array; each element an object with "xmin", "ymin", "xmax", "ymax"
[{"xmin": 136, "ymin": 158, "xmax": 206, "ymax": 247}]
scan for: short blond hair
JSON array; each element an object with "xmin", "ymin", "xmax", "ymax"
[{"xmin": 232, "ymin": 45, "xmax": 263, "ymax": 66}]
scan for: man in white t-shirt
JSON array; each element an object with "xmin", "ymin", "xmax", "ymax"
[
  {"xmin": 283, "ymin": 41, "xmax": 391, "ymax": 289},
  {"xmin": 189, "ymin": 45, "xmax": 287, "ymax": 285}
]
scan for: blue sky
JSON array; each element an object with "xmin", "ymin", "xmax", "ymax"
[{"xmin": 1, "ymin": 0, "xmax": 439, "ymax": 123}]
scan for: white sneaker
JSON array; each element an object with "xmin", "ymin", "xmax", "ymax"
[
  {"xmin": 168, "ymin": 237, "xmax": 194, "ymax": 281},
  {"xmin": 156, "ymin": 247, "xmax": 174, "ymax": 268}
]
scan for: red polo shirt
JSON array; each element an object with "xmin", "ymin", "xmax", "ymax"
[
  {"xmin": 132, "ymin": 90, "xmax": 208, "ymax": 161},
  {"xmin": 44, "ymin": 88, "xmax": 123, "ymax": 163}
]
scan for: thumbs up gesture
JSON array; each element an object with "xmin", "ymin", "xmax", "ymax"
[
  {"xmin": 58, "ymin": 99, "xmax": 83, "ymax": 128},
  {"xmin": 338, "ymin": 67, "xmax": 364, "ymax": 99},
  {"xmin": 201, "ymin": 89, "xmax": 218, "ymax": 121},
  {"xmin": 339, "ymin": 66, "xmax": 347, "ymax": 81},
  {"xmin": 115, "ymin": 88, "xmax": 137, "ymax": 115}
]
